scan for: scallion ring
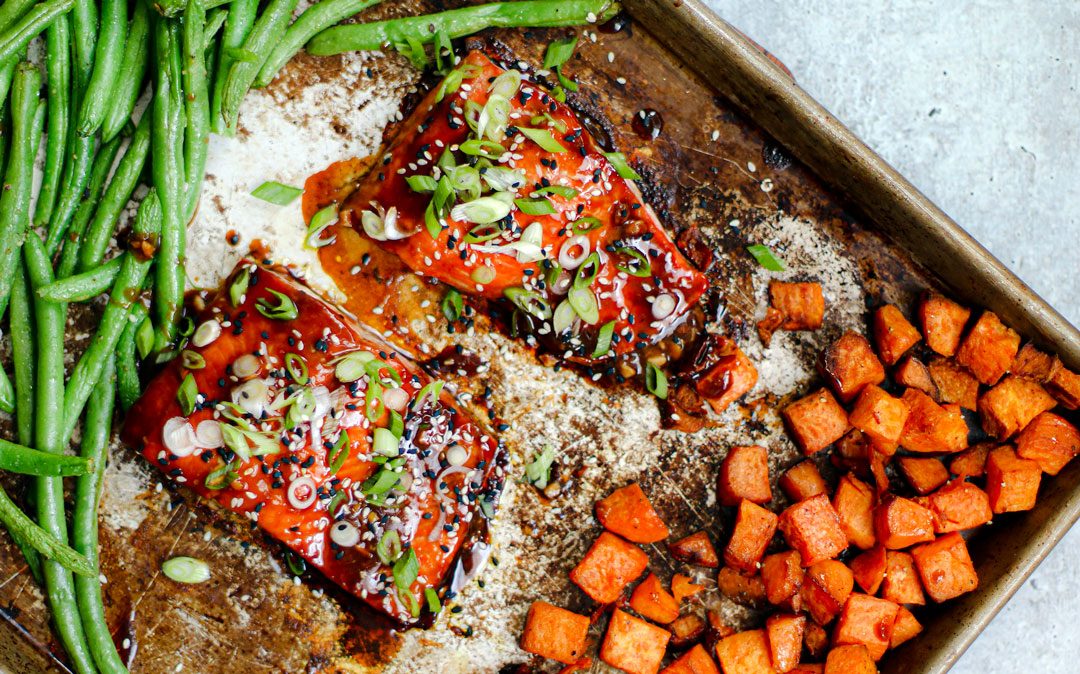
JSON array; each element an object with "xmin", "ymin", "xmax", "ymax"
[
  {"xmin": 592, "ymin": 320, "xmax": 617, "ymax": 358},
  {"xmin": 255, "ymin": 289, "xmax": 299, "ymax": 321},
  {"xmin": 552, "ymin": 300, "xmax": 576, "ymax": 335},
  {"xmin": 304, "ymin": 204, "xmax": 339, "ymax": 249},
  {"xmin": 478, "ymin": 93, "xmax": 511, "ymax": 142},
  {"xmin": 471, "ymin": 266, "xmax": 496, "ymax": 285},
  {"xmin": 615, "ymin": 245, "xmax": 652, "ymax": 278},
  {"xmin": 229, "ymin": 268, "xmax": 250, "ymax": 307},
  {"xmin": 177, "ymin": 374, "xmax": 199, "ymax": 416},
  {"xmin": 377, "ymin": 530, "xmax": 403, "ymax": 565},
  {"xmin": 558, "ymin": 235, "xmax": 591, "ymax": 270},
  {"xmin": 645, "ymin": 362, "xmax": 669, "ymax": 399},
  {"xmin": 449, "ymin": 165, "xmax": 481, "ymax": 202},
  {"xmin": 567, "ymin": 286, "xmax": 600, "ymax": 325},
  {"xmin": 441, "ymin": 288, "xmax": 463, "ymax": 322},
  {"xmin": 181, "ymin": 350, "xmax": 206, "ymax": 370},
  {"xmin": 405, "ymin": 175, "xmax": 438, "ymax": 193},
  {"xmin": 573, "ymin": 216, "xmax": 603, "ymax": 233},
  {"xmin": 450, "ymin": 196, "xmax": 512, "ymax": 224},
  {"xmin": 329, "ymin": 521, "xmax": 359, "ymax": 548},
  {"xmin": 573, "ymin": 252, "xmax": 601, "ymax": 289},
  {"xmin": 162, "ymin": 557, "xmax": 211, "ymax": 584},
  {"xmin": 517, "ymin": 127, "xmax": 567, "ymax": 153},
  {"xmin": 285, "ymin": 353, "xmax": 309, "ymax": 385},
  {"xmin": 603, "ymin": 152, "xmax": 642, "ymax": 180},
  {"xmin": 504, "ymin": 287, "xmax": 552, "ymax": 321},
  {"xmin": 488, "ymin": 69, "xmax": 521, "ymax": 99}
]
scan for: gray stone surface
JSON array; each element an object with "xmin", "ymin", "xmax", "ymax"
[{"xmin": 703, "ymin": 0, "xmax": 1080, "ymax": 670}]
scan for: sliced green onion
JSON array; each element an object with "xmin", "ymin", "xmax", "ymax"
[
  {"xmin": 552, "ymin": 300, "xmax": 576, "ymax": 334},
  {"xmin": 229, "ymin": 267, "xmax": 250, "ymax": 307},
  {"xmin": 451, "ymin": 196, "xmax": 512, "ymax": 224},
  {"xmin": 373, "ymin": 427, "xmax": 398, "ymax": 456},
  {"xmin": 406, "ymin": 175, "xmax": 437, "ymax": 193},
  {"xmin": 433, "ymin": 29, "xmax": 452, "ymax": 72},
  {"xmin": 366, "ymin": 379, "xmax": 385, "ymax": 422},
  {"xmin": 573, "ymin": 252, "xmax": 601, "ymax": 289},
  {"xmin": 515, "ymin": 196, "xmax": 556, "ymax": 216},
  {"xmin": 478, "ymin": 93, "xmax": 511, "ymax": 142},
  {"xmin": 177, "ymin": 374, "xmax": 198, "ymax": 415},
  {"xmin": 328, "ymin": 431, "xmax": 350, "ymax": 476},
  {"xmin": 459, "ymin": 138, "xmax": 506, "ymax": 159},
  {"xmin": 504, "ymin": 287, "xmax": 552, "ymax": 321},
  {"xmin": 255, "ymin": 289, "xmax": 299, "ymax": 320},
  {"xmin": 522, "ymin": 443, "xmax": 555, "ymax": 489},
  {"xmin": 135, "ymin": 317, "xmax": 155, "ymax": 359},
  {"xmin": 285, "ymin": 388, "xmax": 316, "ymax": 429},
  {"xmin": 305, "ymin": 204, "xmax": 338, "ymax": 249},
  {"xmin": 441, "ymin": 288, "xmax": 463, "ymax": 322},
  {"xmin": 366, "ymin": 358, "xmax": 402, "ymax": 386},
  {"xmin": 399, "ymin": 34, "xmax": 427, "ymax": 69},
  {"xmin": 543, "ymin": 36, "xmax": 578, "ymax": 70},
  {"xmin": 179, "ymin": 316, "xmax": 196, "ymax": 338},
  {"xmin": 449, "ymin": 165, "xmax": 481, "ymax": 202},
  {"xmin": 593, "ymin": 320, "xmax": 616, "ymax": 358},
  {"xmin": 530, "ymin": 111, "xmax": 567, "ymax": 133},
  {"xmin": 488, "ymin": 70, "xmax": 521, "ymax": 100},
  {"xmin": 645, "ymin": 362, "xmax": 669, "ymax": 399},
  {"xmin": 425, "ymin": 587, "xmax": 442, "ymax": 614},
  {"xmin": 746, "ymin": 244, "xmax": 786, "ymax": 271},
  {"xmin": 180, "ymin": 350, "xmax": 206, "ymax": 370},
  {"xmin": 327, "ymin": 491, "xmax": 347, "ymax": 519},
  {"xmin": 435, "ymin": 63, "xmax": 481, "ymax": 102},
  {"xmin": 361, "ymin": 468, "xmax": 401, "ymax": 495},
  {"xmin": 614, "ymin": 244, "xmax": 652, "ymax": 278},
  {"xmin": 285, "ymin": 353, "xmax": 309, "ymax": 385},
  {"xmin": 285, "ymin": 551, "xmax": 306, "ymax": 576},
  {"xmin": 392, "ymin": 547, "xmax": 419, "ymax": 590},
  {"xmin": 603, "ymin": 152, "xmax": 642, "ymax": 180},
  {"xmin": 556, "ymin": 68, "xmax": 579, "ymax": 93},
  {"xmin": 335, "ymin": 351, "xmax": 374, "ymax": 383},
  {"xmin": 411, "ymin": 380, "xmax": 444, "ymax": 410},
  {"xmin": 251, "ymin": 181, "xmax": 302, "ymax": 205},
  {"xmin": 567, "ymin": 286, "xmax": 599, "ymax": 325},
  {"xmin": 463, "ymin": 224, "xmax": 503, "ymax": 244},
  {"xmin": 377, "ymin": 530, "xmax": 403, "ymax": 565},
  {"xmin": 544, "ymin": 261, "xmax": 563, "ymax": 287},
  {"xmin": 437, "ymin": 147, "xmax": 456, "ymax": 169},
  {"xmin": 205, "ymin": 461, "xmax": 239, "ymax": 490},
  {"xmin": 481, "ymin": 166, "xmax": 526, "ymax": 192},
  {"xmin": 518, "ymin": 127, "xmax": 567, "ymax": 153},
  {"xmin": 162, "ymin": 557, "xmax": 211, "ymax": 584},
  {"xmin": 388, "ymin": 411, "xmax": 404, "ymax": 439},
  {"xmin": 533, "ymin": 185, "xmax": 578, "ymax": 199},
  {"xmin": 573, "ymin": 216, "xmax": 603, "ymax": 233}
]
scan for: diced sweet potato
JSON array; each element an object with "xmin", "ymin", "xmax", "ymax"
[
  {"xmin": 790, "ymin": 666, "xmax": 825, "ymax": 674},
  {"xmin": 772, "ymin": 282, "xmax": 826, "ymax": 331},
  {"xmin": 783, "ymin": 389, "xmax": 851, "ymax": 456},
  {"xmin": 927, "ymin": 357, "xmax": 979, "ymax": 411},
  {"xmin": 757, "ymin": 308, "xmax": 786, "ymax": 349},
  {"xmin": 601, "ymin": 608, "xmax": 671, "ymax": 674},
  {"xmin": 803, "ymin": 621, "xmax": 829, "ymax": 659},
  {"xmin": 910, "ymin": 532, "xmax": 978, "ymax": 603},
  {"xmin": 630, "ymin": 573, "xmax": 681, "ymax": 624},
  {"xmin": 668, "ymin": 531, "xmax": 720, "ymax": 568},
  {"xmin": 832, "ymin": 593, "xmax": 899, "ymax": 661},
  {"xmin": 1046, "ymin": 358, "xmax": 1080, "ymax": 409},
  {"xmin": 708, "ymin": 611, "xmax": 736, "ymax": 638},
  {"xmin": 849, "ymin": 385, "xmax": 911, "ymax": 445},
  {"xmin": 831, "ymin": 474, "xmax": 876, "ymax": 550},
  {"xmin": 818, "ymin": 332, "xmax": 886, "ymax": 403},
  {"xmin": 596, "ymin": 483, "xmax": 671, "ymax": 544},
  {"xmin": 919, "ymin": 292, "xmax": 971, "ymax": 357},
  {"xmin": 801, "ymin": 560, "xmax": 853, "ymax": 626},
  {"xmin": 955, "ymin": 311, "xmax": 1021, "ymax": 386},
  {"xmin": 978, "ymin": 376, "xmax": 1056, "ymax": 441},
  {"xmin": 570, "ymin": 532, "xmax": 649, "ymax": 603},
  {"xmin": 928, "ymin": 479, "xmax": 992, "ymax": 533},
  {"xmin": 779, "ymin": 494, "xmax": 849, "ymax": 566},
  {"xmin": 832, "ymin": 430, "xmax": 873, "ymax": 480},
  {"xmin": 672, "ymin": 574, "xmax": 704, "ymax": 603},
  {"xmin": 761, "ymin": 550, "xmax": 804, "ymax": 606},
  {"xmin": 779, "ymin": 461, "xmax": 828, "ymax": 502},
  {"xmin": 892, "ymin": 354, "xmax": 938, "ymax": 399},
  {"xmin": 881, "ymin": 552, "xmax": 925, "ymax": 606},
  {"xmin": 849, "ymin": 545, "xmax": 887, "ymax": 596},
  {"xmin": 824, "ymin": 644, "xmax": 876, "ymax": 674},
  {"xmin": 873, "ymin": 496, "xmax": 935, "ymax": 549},
  {"xmin": 715, "ymin": 629, "xmax": 778, "ymax": 674},
  {"xmin": 898, "ymin": 389, "xmax": 969, "ymax": 454},
  {"xmin": 985, "ymin": 446, "xmax": 1041, "ymax": 514},
  {"xmin": 766, "ymin": 613, "xmax": 806, "ymax": 673},
  {"xmin": 949, "ymin": 443, "xmax": 990, "ymax": 478},
  {"xmin": 889, "ymin": 605, "xmax": 923, "ymax": 649},
  {"xmin": 1011, "ymin": 343, "xmax": 1055, "ymax": 382},
  {"xmin": 873, "ymin": 305, "xmax": 921, "ymax": 366},
  {"xmin": 661, "ymin": 643, "xmax": 720, "ymax": 674},
  {"xmin": 697, "ymin": 346, "xmax": 759, "ymax": 415},
  {"xmin": 897, "ymin": 457, "xmax": 950, "ymax": 495},
  {"xmin": 716, "ymin": 566, "xmax": 767, "ymax": 608},
  {"xmin": 521, "ymin": 601, "xmax": 591, "ymax": 665},
  {"xmin": 668, "ymin": 614, "xmax": 708, "ymax": 651},
  {"xmin": 718, "ymin": 446, "xmax": 773, "ymax": 506},
  {"xmin": 1016, "ymin": 412, "xmax": 1080, "ymax": 475},
  {"xmin": 725, "ymin": 500, "xmax": 779, "ymax": 573}
]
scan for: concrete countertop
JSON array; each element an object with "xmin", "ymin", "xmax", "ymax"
[{"xmin": 705, "ymin": 0, "xmax": 1080, "ymax": 670}]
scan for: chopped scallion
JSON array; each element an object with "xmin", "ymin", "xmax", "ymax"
[
  {"xmin": 521, "ymin": 443, "xmax": 555, "ymax": 489},
  {"xmin": 177, "ymin": 374, "xmax": 198, "ymax": 415},
  {"xmin": 304, "ymin": 204, "xmax": 338, "ymax": 249},
  {"xmin": 251, "ymin": 181, "xmax": 302, "ymax": 206},
  {"xmin": 406, "ymin": 175, "xmax": 438, "ymax": 193},
  {"xmin": 603, "ymin": 152, "xmax": 642, "ymax": 180},
  {"xmin": 514, "ymin": 196, "xmax": 556, "ymax": 216},
  {"xmin": 542, "ymin": 36, "xmax": 578, "ymax": 71},
  {"xmin": 746, "ymin": 244, "xmax": 786, "ymax": 271},
  {"xmin": 533, "ymin": 185, "xmax": 578, "ymax": 199},
  {"xmin": 162, "ymin": 557, "xmax": 211, "ymax": 584},
  {"xmin": 392, "ymin": 547, "xmax": 419, "ymax": 590},
  {"xmin": 425, "ymin": 587, "xmax": 442, "ymax": 614},
  {"xmin": 567, "ymin": 286, "xmax": 599, "ymax": 325},
  {"xmin": 645, "ymin": 362, "xmax": 668, "ymax": 399},
  {"xmin": 229, "ymin": 268, "xmax": 250, "ymax": 307},
  {"xmin": 517, "ymin": 127, "xmax": 567, "ymax": 153},
  {"xmin": 285, "ymin": 353, "xmax": 309, "ymax": 385},
  {"xmin": 180, "ymin": 350, "xmax": 206, "ymax": 370},
  {"xmin": 377, "ymin": 530, "xmax": 403, "ymax": 565},
  {"xmin": 441, "ymin": 288, "xmax": 463, "ymax": 322},
  {"xmin": 593, "ymin": 320, "xmax": 616, "ymax": 358},
  {"xmin": 255, "ymin": 289, "xmax": 299, "ymax": 321}
]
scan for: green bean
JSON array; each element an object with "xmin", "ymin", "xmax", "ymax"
[
  {"xmin": 24, "ymin": 233, "xmax": 99, "ymax": 674},
  {"xmin": 100, "ymin": 1, "xmax": 149, "ymax": 144},
  {"xmin": 151, "ymin": 0, "xmax": 231, "ymax": 19},
  {"xmin": 255, "ymin": 0, "xmax": 385, "ymax": 89},
  {"xmin": 0, "ymin": 369, "xmax": 12, "ymax": 413},
  {"xmin": 219, "ymin": 0, "xmax": 298, "ymax": 131},
  {"xmin": 203, "ymin": 7, "xmax": 227, "ymax": 49},
  {"xmin": 33, "ymin": 16, "xmax": 70, "ymax": 226},
  {"xmin": 55, "ymin": 132, "xmax": 125, "ymax": 276},
  {"xmin": 76, "ymin": 0, "xmax": 126, "ymax": 136},
  {"xmin": 37, "ymin": 256, "xmax": 122, "ymax": 303},
  {"xmin": 62, "ymin": 191, "xmax": 162, "ymax": 441},
  {"xmin": 75, "ymin": 111, "xmax": 151, "ymax": 274},
  {"xmin": 0, "ymin": 0, "xmax": 77, "ymax": 66},
  {"xmin": 70, "ymin": 0, "xmax": 96, "ymax": 85},
  {"xmin": 0, "ymin": 438, "xmax": 94, "ymax": 476},
  {"xmin": 45, "ymin": 125, "xmax": 96, "ymax": 257},
  {"xmin": 152, "ymin": 16, "xmax": 186, "ymax": 345},
  {"xmin": 210, "ymin": 0, "xmax": 257, "ymax": 136},
  {"xmin": 0, "ymin": 58, "xmax": 14, "ymax": 103},
  {"xmin": 0, "ymin": 486, "xmax": 95, "ymax": 578},
  {"xmin": 307, "ymin": 0, "xmax": 621, "ymax": 55},
  {"xmin": 0, "ymin": 0, "xmax": 36, "ymax": 34},
  {"xmin": 116, "ymin": 300, "xmax": 148, "ymax": 411},
  {"xmin": 181, "ymin": 0, "xmax": 209, "ymax": 222}
]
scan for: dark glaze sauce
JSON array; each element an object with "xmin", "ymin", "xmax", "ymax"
[{"xmin": 631, "ymin": 108, "xmax": 664, "ymax": 140}]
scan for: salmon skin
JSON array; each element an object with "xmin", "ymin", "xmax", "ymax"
[
  {"xmin": 339, "ymin": 50, "xmax": 708, "ymax": 365},
  {"xmin": 122, "ymin": 260, "xmax": 504, "ymax": 625}
]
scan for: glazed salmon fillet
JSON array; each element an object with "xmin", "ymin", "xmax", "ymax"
[{"xmin": 123, "ymin": 260, "xmax": 504, "ymax": 624}]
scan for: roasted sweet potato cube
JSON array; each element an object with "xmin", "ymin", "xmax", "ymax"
[
  {"xmin": 708, "ymin": 611, "xmax": 736, "ymax": 637},
  {"xmin": 521, "ymin": 601, "xmax": 590, "ymax": 665},
  {"xmin": 630, "ymin": 573, "xmax": 681, "ymax": 624},
  {"xmin": 889, "ymin": 605, "xmax": 923, "ymax": 648},
  {"xmin": 978, "ymin": 376, "xmax": 1056, "ymax": 441},
  {"xmin": 762, "ymin": 550, "xmax": 803, "ymax": 606},
  {"xmin": 849, "ymin": 545, "xmax": 887, "ymax": 595},
  {"xmin": 985, "ymin": 446, "xmax": 1041, "ymax": 514},
  {"xmin": 716, "ymin": 566, "xmax": 767, "ymax": 608},
  {"xmin": 919, "ymin": 292, "xmax": 971, "ymax": 358},
  {"xmin": 1046, "ymin": 358, "xmax": 1080, "ymax": 410},
  {"xmin": 601, "ymin": 608, "xmax": 671, "ymax": 674},
  {"xmin": 949, "ymin": 443, "xmax": 990, "ymax": 478},
  {"xmin": 832, "ymin": 593, "xmax": 899, "ymax": 661},
  {"xmin": 1016, "ymin": 412, "xmax": 1080, "ymax": 475},
  {"xmin": 824, "ymin": 644, "xmax": 876, "ymax": 674},
  {"xmin": 668, "ymin": 615, "xmax": 708, "ymax": 651},
  {"xmin": 832, "ymin": 474, "xmax": 876, "ymax": 550},
  {"xmin": 897, "ymin": 457, "xmax": 950, "ymax": 495},
  {"xmin": 725, "ymin": 500, "xmax": 779, "ymax": 573},
  {"xmin": 892, "ymin": 354, "xmax": 938, "ymax": 399},
  {"xmin": 718, "ymin": 446, "xmax": 773, "ymax": 506},
  {"xmin": 780, "ymin": 461, "xmax": 828, "ymax": 502},
  {"xmin": 803, "ymin": 621, "xmax": 829, "ymax": 658},
  {"xmin": 873, "ymin": 496, "xmax": 934, "ymax": 549},
  {"xmin": 881, "ymin": 552, "xmax": 925, "ymax": 605},
  {"xmin": 570, "ymin": 532, "xmax": 649, "ymax": 603},
  {"xmin": 818, "ymin": 332, "xmax": 886, "ymax": 403},
  {"xmin": 899, "ymin": 389, "xmax": 969, "ymax": 454},
  {"xmin": 790, "ymin": 666, "xmax": 825, "ymax": 674},
  {"xmin": 697, "ymin": 346, "xmax": 759, "ymax": 415},
  {"xmin": 772, "ymin": 282, "xmax": 826, "ymax": 331},
  {"xmin": 873, "ymin": 305, "xmax": 921, "ymax": 366},
  {"xmin": 779, "ymin": 494, "xmax": 849, "ymax": 566},
  {"xmin": 927, "ymin": 357, "xmax": 979, "ymax": 411},
  {"xmin": 715, "ymin": 629, "xmax": 778, "ymax": 674},
  {"xmin": 1011, "ymin": 343, "xmax": 1055, "ymax": 382},
  {"xmin": 661, "ymin": 643, "xmax": 720, "ymax": 674},
  {"xmin": 928, "ymin": 479, "xmax": 992, "ymax": 533},
  {"xmin": 783, "ymin": 389, "xmax": 851, "ymax": 455},
  {"xmin": 802, "ymin": 560, "xmax": 854, "ymax": 626},
  {"xmin": 955, "ymin": 311, "xmax": 1021, "ymax": 386},
  {"xmin": 849, "ymin": 385, "xmax": 911, "ymax": 445},
  {"xmin": 596, "ymin": 483, "xmax": 671, "ymax": 544},
  {"xmin": 672, "ymin": 573, "xmax": 704, "ymax": 603},
  {"xmin": 766, "ymin": 613, "xmax": 806, "ymax": 673},
  {"xmin": 669, "ymin": 531, "xmax": 720, "ymax": 568},
  {"xmin": 911, "ymin": 533, "xmax": 978, "ymax": 602}
]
